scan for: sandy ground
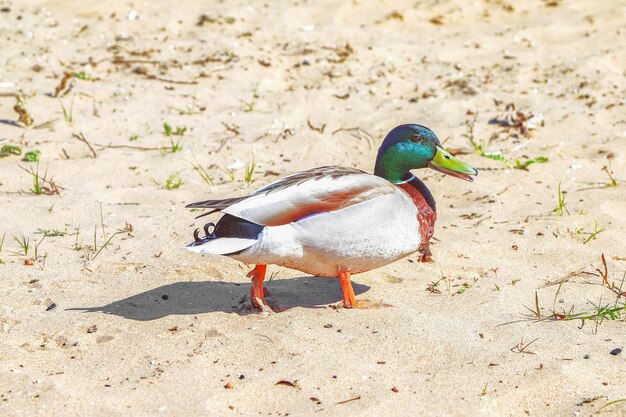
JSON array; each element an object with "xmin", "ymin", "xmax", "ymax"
[{"xmin": 1, "ymin": 0, "xmax": 625, "ymax": 416}]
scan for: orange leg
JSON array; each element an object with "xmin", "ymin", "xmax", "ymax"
[
  {"xmin": 338, "ymin": 270, "xmax": 392, "ymax": 309},
  {"xmin": 338, "ymin": 270, "xmax": 357, "ymax": 308},
  {"xmin": 247, "ymin": 264, "xmax": 273, "ymax": 313}
]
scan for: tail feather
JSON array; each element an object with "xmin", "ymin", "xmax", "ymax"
[
  {"xmin": 186, "ymin": 238, "xmax": 257, "ymax": 255},
  {"xmin": 186, "ymin": 196, "xmax": 250, "ymax": 219},
  {"xmin": 185, "ymin": 213, "xmax": 263, "ymax": 255},
  {"xmin": 185, "ymin": 196, "xmax": 248, "ymax": 210}
]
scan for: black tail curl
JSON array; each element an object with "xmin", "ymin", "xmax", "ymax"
[
  {"xmin": 190, "ymin": 214, "xmax": 264, "ymax": 246},
  {"xmin": 192, "ymin": 222, "xmax": 216, "ymax": 245}
]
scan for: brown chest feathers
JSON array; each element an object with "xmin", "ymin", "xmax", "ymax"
[{"xmin": 397, "ymin": 177, "xmax": 437, "ymax": 262}]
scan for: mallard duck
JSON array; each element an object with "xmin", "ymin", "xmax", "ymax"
[{"xmin": 186, "ymin": 124, "xmax": 477, "ymax": 312}]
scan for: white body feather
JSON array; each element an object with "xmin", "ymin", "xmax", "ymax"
[
  {"xmin": 231, "ymin": 192, "xmax": 421, "ymax": 277},
  {"xmin": 186, "ymin": 167, "xmax": 423, "ymax": 277}
]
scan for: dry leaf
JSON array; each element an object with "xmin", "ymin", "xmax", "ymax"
[
  {"xmin": 53, "ymin": 72, "xmax": 75, "ymax": 97},
  {"xmin": 275, "ymin": 380, "xmax": 298, "ymax": 388},
  {"xmin": 429, "ymin": 15, "xmax": 444, "ymax": 25},
  {"xmin": 489, "ymin": 103, "xmax": 544, "ymax": 137},
  {"xmin": 386, "ymin": 11, "xmax": 404, "ymax": 21},
  {"xmin": 14, "ymin": 94, "xmax": 34, "ymax": 126}
]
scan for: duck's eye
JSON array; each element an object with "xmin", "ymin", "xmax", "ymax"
[{"xmin": 409, "ymin": 136, "xmax": 423, "ymax": 143}]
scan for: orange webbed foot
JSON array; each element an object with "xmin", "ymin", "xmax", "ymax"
[
  {"xmin": 250, "ymin": 296, "xmax": 274, "ymax": 313},
  {"xmin": 352, "ymin": 299, "xmax": 393, "ymax": 309},
  {"xmin": 418, "ymin": 244, "xmax": 434, "ymax": 263},
  {"xmin": 418, "ymin": 254, "xmax": 434, "ymax": 263},
  {"xmin": 247, "ymin": 264, "xmax": 274, "ymax": 313},
  {"xmin": 337, "ymin": 270, "xmax": 392, "ymax": 309},
  {"xmin": 338, "ymin": 298, "xmax": 393, "ymax": 309}
]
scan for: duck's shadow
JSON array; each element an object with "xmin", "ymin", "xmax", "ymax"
[{"xmin": 71, "ymin": 277, "xmax": 369, "ymax": 321}]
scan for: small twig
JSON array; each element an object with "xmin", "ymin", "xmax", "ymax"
[
  {"xmin": 220, "ymin": 121, "xmax": 239, "ymax": 135},
  {"xmin": 332, "ymin": 126, "xmax": 357, "ymax": 135},
  {"xmin": 122, "ymin": 60, "xmax": 199, "ymax": 85},
  {"xmin": 273, "ymin": 127, "xmax": 294, "ymax": 143},
  {"xmin": 307, "ymin": 118, "xmax": 326, "ymax": 133},
  {"xmin": 255, "ymin": 333, "xmax": 274, "ymax": 343},
  {"xmin": 111, "ymin": 56, "xmax": 163, "ymax": 65},
  {"xmin": 596, "ymin": 253, "xmax": 609, "ymax": 286},
  {"xmin": 153, "ymin": 77, "xmax": 198, "ymax": 85},
  {"xmin": 497, "ymin": 184, "xmax": 515, "ymax": 195},
  {"xmin": 337, "ymin": 396, "xmax": 361, "ymax": 405},
  {"xmin": 601, "ymin": 165, "xmax": 618, "ymax": 187},
  {"xmin": 511, "ymin": 337, "xmax": 539, "ymax": 354},
  {"xmin": 72, "ymin": 132, "xmax": 97, "ymax": 158},
  {"xmin": 33, "ymin": 119, "xmax": 58, "ymax": 130},
  {"xmin": 93, "ymin": 143, "xmax": 162, "ymax": 151},
  {"xmin": 332, "ymin": 126, "xmax": 375, "ymax": 149},
  {"xmin": 541, "ymin": 268, "xmax": 586, "ymax": 288},
  {"xmin": 212, "ymin": 122, "xmax": 241, "ymax": 152}
]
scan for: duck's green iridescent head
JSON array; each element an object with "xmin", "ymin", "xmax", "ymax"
[{"xmin": 374, "ymin": 124, "xmax": 478, "ymax": 183}]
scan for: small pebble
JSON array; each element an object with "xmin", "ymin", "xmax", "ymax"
[
  {"xmin": 46, "ymin": 303, "xmax": 57, "ymax": 311},
  {"xmin": 609, "ymin": 348, "xmax": 622, "ymax": 356},
  {"xmin": 161, "ymin": 294, "xmax": 168, "ymax": 300},
  {"xmin": 583, "ymin": 354, "xmax": 590, "ymax": 359}
]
